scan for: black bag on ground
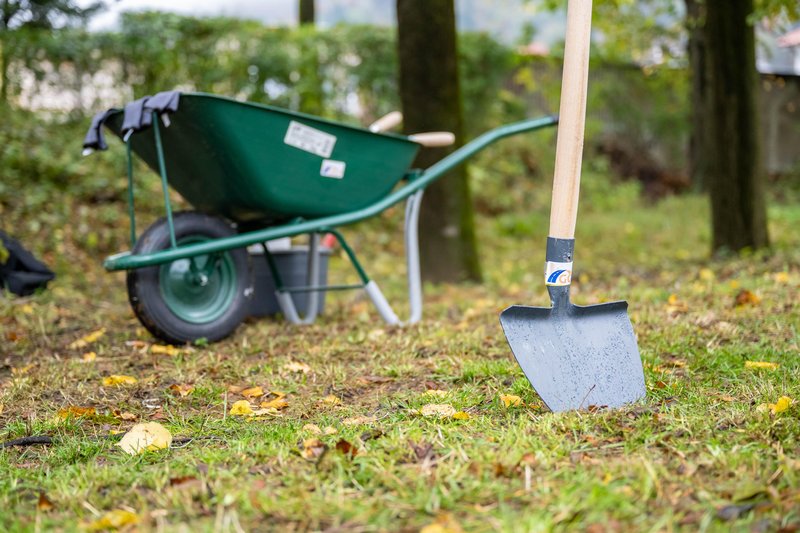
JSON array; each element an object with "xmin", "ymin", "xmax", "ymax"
[{"xmin": 0, "ymin": 232, "xmax": 55, "ymax": 296}]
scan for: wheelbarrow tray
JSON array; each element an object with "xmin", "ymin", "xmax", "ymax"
[{"xmin": 105, "ymin": 93, "xmax": 420, "ymax": 224}]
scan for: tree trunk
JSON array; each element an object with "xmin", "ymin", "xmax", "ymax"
[
  {"xmin": 299, "ymin": 0, "xmax": 314, "ymax": 26},
  {"xmin": 396, "ymin": 0, "xmax": 481, "ymax": 283},
  {"xmin": 0, "ymin": 41, "xmax": 8, "ymax": 105},
  {"xmin": 684, "ymin": 0, "xmax": 708, "ymax": 190},
  {"xmin": 703, "ymin": 0, "xmax": 769, "ymax": 252}
]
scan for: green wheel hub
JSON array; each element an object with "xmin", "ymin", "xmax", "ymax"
[{"xmin": 159, "ymin": 238, "xmax": 238, "ymax": 324}]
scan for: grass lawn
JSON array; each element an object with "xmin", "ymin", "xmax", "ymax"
[{"xmin": 1, "ymin": 176, "xmax": 799, "ymax": 531}]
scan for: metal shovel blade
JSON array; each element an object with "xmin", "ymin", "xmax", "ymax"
[{"xmin": 500, "ymin": 293, "xmax": 646, "ymax": 412}]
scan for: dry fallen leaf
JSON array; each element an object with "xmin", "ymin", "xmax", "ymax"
[
  {"xmin": 303, "ymin": 423, "xmax": 322, "ymax": 435},
  {"xmin": 745, "ymin": 361, "xmax": 779, "ymax": 370},
  {"xmin": 86, "ymin": 509, "xmax": 139, "ymax": 531},
  {"xmin": 342, "ymin": 415, "xmax": 376, "ymax": 426},
  {"xmin": 320, "ymin": 395, "xmax": 341, "ymax": 406},
  {"xmin": 168, "ymin": 384, "xmax": 194, "ymax": 397},
  {"xmin": 151, "ymin": 344, "xmax": 181, "ymax": 356},
  {"xmin": 69, "ymin": 328, "xmax": 106, "ymax": 349},
  {"xmin": 284, "ymin": 361, "xmax": 312, "ymax": 374},
  {"xmin": 424, "ymin": 389, "xmax": 448, "ymax": 398},
  {"xmin": 113, "ymin": 410, "xmax": 137, "ymax": 421},
  {"xmin": 102, "ymin": 375, "xmax": 138, "ymax": 386},
  {"xmin": 734, "ymin": 290, "xmax": 760, "ymax": 307},
  {"xmin": 81, "ymin": 352, "xmax": 97, "ymax": 363},
  {"xmin": 500, "ymin": 394, "xmax": 523, "ymax": 408},
  {"xmin": 260, "ymin": 397, "xmax": 289, "ymax": 410},
  {"xmin": 57, "ymin": 406, "xmax": 96, "ymax": 419},
  {"xmin": 117, "ymin": 422, "xmax": 172, "ymax": 455},
  {"xmin": 335, "ymin": 439, "xmax": 359, "ymax": 458},
  {"xmin": 420, "ymin": 512, "xmax": 464, "ymax": 533},
  {"xmin": 230, "ymin": 400, "xmax": 255, "ymax": 416},
  {"xmin": 37, "ymin": 492, "xmax": 54, "ymax": 512},
  {"xmin": 300, "ymin": 438, "xmax": 327, "ymax": 461},
  {"xmin": 241, "ymin": 386, "xmax": 264, "ymax": 398},
  {"xmin": 420, "ymin": 404, "xmax": 456, "ymax": 418},
  {"xmin": 665, "ymin": 294, "xmax": 689, "ymax": 314}
]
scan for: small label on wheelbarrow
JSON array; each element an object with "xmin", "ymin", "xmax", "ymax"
[
  {"xmin": 544, "ymin": 261, "xmax": 572, "ymax": 286},
  {"xmin": 284, "ymin": 121, "xmax": 337, "ymax": 158},
  {"xmin": 320, "ymin": 159, "xmax": 346, "ymax": 179}
]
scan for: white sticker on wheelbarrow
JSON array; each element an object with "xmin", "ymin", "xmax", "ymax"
[
  {"xmin": 320, "ymin": 159, "xmax": 346, "ymax": 179},
  {"xmin": 544, "ymin": 261, "xmax": 573, "ymax": 286},
  {"xmin": 284, "ymin": 121, "xmax": 337, "ymax": 158}
]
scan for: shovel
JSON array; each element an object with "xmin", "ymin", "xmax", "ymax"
[{"xmin": 499, "ymin": 0, "xmax": 646, "ymax": 412}]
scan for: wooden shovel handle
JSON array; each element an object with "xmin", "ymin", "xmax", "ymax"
[{"xmin": 549, "ymin": 0, "xmax": 593, "ymax": 240}]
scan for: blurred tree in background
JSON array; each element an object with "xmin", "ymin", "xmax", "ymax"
[
  {"xmin": 396, "ymin": 0, "xmax": 481, "ymax": 283},
  {"xmin": 0, "ymin": 0, "xmax": 102, "ymax": 104}
]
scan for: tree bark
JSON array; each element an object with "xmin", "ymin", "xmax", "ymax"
[
  {"xmin": 299, "ymin": 0, "xmax": 315, "ymax": 26},
  {"xmin": 703, "ymin": 0, "xmax": 769, "ymax": 252},
  {"xmin": 396, "ymin": 0, "xmax": 481, "ymax": 283},
  {"xmin": 684, "ymin": 0, "xmax": 707, "ymax": 190}
]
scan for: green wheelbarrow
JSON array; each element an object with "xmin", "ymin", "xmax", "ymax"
[{"xmin": 84, "ymin": 92, "xmax": 556, "ymax": 344}]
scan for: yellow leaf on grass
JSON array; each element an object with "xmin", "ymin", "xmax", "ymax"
[
  {"xmin": 11, "ymin": 364, "xmax": 34, "ymax": 375},
  {"xmin": 321, "ymin": 395, "xmax": 341, "ymax": 406},
  {"xmin": 420, "ymin": 404, "xmax": 456, "ymax": 418},
  {"xmin": 81, "ymin": 352, "xmax": 97, "ymax": 363},
  {"xmin": 57, "ymin": 406, "xmax": 96, "ymax": 419},
  {"xmin": 500, "ymin": 394, "xmax": 523, "ymax": 408},
  {"xmin": 86, "ymin": 509, "xmax": 139, "ymax": 530},
  {"xmin": 745, "ymin": 361, "xmax": 779, "ymax": 370},
  {"xmin": 757, "ymin": 396, "xmax": 794, "ymax": 415},
  {"xmin": 151, "ymin": 344, "xmax": 181, "ymax": 356},
  {"xmin": 774, "ymin": 272, "xmax": 790, "ymax": 284},
  {"xmin": 452, "ymin": 411, "xmax": 471, "ymax": 420},
  {"xmin": 284, "ymin": 361, "xmax": 312, "ymax": 374},
  {"xmin": 342, "ymin": 415, "xmax": 376, "ymax": 426},
  {"xmin": 230, "ymin": 400, "xmax": 254, "ymax": 416},
  {"xmin": 117, "ymin": 422, "xmax": 172, "ymax": 455},
  {"xmin": 168, "ymin": 384, "xmax": 194, "ymax": 397},
  {"xmin": 699, "ymin": 268, "xmax": 715, "ymax": 281},
  {"xmin": 241, "ymin": 386, "xmax": 264, "ymax": 398},
  {"xmin": 102, "ymin": 375, "xmax": 138, "ymax": 386},
  {"xmin": 68, "ymin": 328, "xmax": 106, "ymax": 349},
  {"xmin": 665, "ymin": 294, "xmax": 688, "ymax": 314},
  {"xmin": 771, "ymin": 396, "xmax": 793, "ymax": 414},
  {"xmin": 261, "ymin": 397, "xmax": 289, "ymax": 410}
]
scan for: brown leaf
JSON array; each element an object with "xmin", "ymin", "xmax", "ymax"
[
  {"xmin": 113, "ymin": 410, "xmax": 137, "ymax": 421},
  {"xmin": 300, "ymin": 438, "xmax": 327, "ymax": 461},
  {"xmin": 168, "ymin": 384, "xmax": 194, "ymax": 397},
  {"xmin": 342, "ymin": 415, "xmax": 376, "ymax": 426},
  {"xmin": 335, "ymin": 439, "xmax": 359, "ymax": 458},
  {"xmin": 37, "ymin": 492, "xmax": 54, "ymax": 512},
  {"xmin": 734, "ymin": 290, "xmax": 761, "ymax": 307},
  {"xmin": 57, "ymin": 406, "xmax": 96, "ymax": 419}
]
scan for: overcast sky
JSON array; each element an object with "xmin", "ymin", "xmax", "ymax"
[{"xmin": 80, "ymin": 0, "xmax": 388, "ymax": 30}]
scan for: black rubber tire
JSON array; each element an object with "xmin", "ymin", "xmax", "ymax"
[{"xmin": 126, "ymin": 212, "xmax": 252, "ymax": 344}]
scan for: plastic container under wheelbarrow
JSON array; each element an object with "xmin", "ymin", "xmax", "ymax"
[{"xmin": 248, "ymin": 244, "xmax": 331, "ymax": 317}]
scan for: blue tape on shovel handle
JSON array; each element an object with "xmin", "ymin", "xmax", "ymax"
[{"xmin": 545, "ymin": 261, "xmax": 573, "ymax": 286}]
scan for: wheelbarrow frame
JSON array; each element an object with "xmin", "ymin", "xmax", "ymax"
[{"xmin": 104, "ymin": 109, "xmax": 557, "ymax": 327}]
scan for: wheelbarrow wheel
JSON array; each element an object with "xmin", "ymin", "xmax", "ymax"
[{"xmin": 127, "ymin": 212, "xmax": 252, "ymax": 344}]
